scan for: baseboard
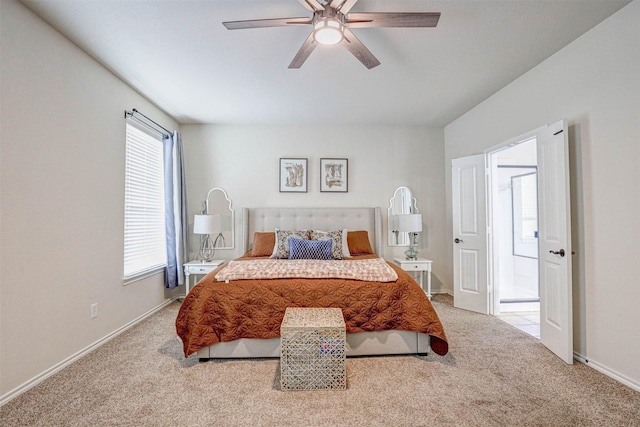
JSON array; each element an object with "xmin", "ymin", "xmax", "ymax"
[
  {"xmin": 574, "ymin": 351, "xmax": 640, "ymax": 392},
  {"xmin": 0, "ymin": 298, "xmax": 176, "ymax": 407}
]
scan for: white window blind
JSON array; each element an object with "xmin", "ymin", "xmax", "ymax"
[{"xmin": 123, "ymin": 122, "xmax": 166, "ymax": 279}]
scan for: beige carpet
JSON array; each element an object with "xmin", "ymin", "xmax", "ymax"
[{"xmin": 1, "ymin": 295, "xmax": 639, "ymax": 426}]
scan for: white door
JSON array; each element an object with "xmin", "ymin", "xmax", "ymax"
[
  {"xmin": 452, "ymin": 155, "xmax": 488, "ymax": 314},
  {"xmin": 537, "ymin": 120, "xmax": 573, "ymax": 364}
]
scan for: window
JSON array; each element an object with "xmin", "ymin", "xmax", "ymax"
[{"xmin": 123, "ymin": 122, "xmax": 166, "ymax": 280}]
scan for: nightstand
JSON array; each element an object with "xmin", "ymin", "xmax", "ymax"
[
  {"xmin": 183, "ymin": 260, "xmax": 224, "ymax": 294},
  {"xmin": 393, "ymin": 257, "xmax": 433, "ymax": 299}
]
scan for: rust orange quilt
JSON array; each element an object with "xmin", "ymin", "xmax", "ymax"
[{"xmin": 176, "ymin": 257, "xmax": 448, "ymax": 356}]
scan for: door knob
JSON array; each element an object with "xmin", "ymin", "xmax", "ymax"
[
  {"xmin": 549, "ymin": 249, "xmax": 565, "ymax": 257},
  {"xmin": 454, "ymin": 238, "xmax": 463, "ymax": 244}
]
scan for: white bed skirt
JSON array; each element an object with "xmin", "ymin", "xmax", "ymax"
[{"xmin": 197, "ymin": 330, "xmax": 430, "ymax": 359}]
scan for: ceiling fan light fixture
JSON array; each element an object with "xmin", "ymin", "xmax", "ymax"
[
  {"xmin": 313, "ymin": 18, "xmax": 344, "ymax": 45},
  {"xmin": 223, "ymin": 2, "xmax": 441, "ymax": 69}
]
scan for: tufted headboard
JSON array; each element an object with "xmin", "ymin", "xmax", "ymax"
[{"xmin": 242, "ymin": 207, "xmax": 383, "ymax": 255}]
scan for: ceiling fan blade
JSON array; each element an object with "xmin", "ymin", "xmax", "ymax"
[
  {"xmin": 342, "ymin": 28, "xmax": 380, "ymax": 69},
  {"xmin": 331, "ymin": 0, "xmax": 359, "ymax": 14},
  {"xmin": 223, "ymin": 17, "xmax": 311, "ymax": 30},
  {"xmin": 298, "ymin": 0, "xmax": 325, "ymax": 12},
  {"xmin": 346, "ymin": 12, "xmax": 441, "ymax": 28},
  {"xmin": 288, "ymin": 33, "xmax": 318, "ymax": 69}
]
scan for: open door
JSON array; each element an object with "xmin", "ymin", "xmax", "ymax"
[
  {"xmin": 452, "ymin": 120, "xmax": 573, "ymax": 364},
  {"xmin": 537, "ymin": 120, "xmax": 573, "ymax": 364},
  {"xmin": 452, "ymin": 154, "xmax": 488, "ymax": 314}
]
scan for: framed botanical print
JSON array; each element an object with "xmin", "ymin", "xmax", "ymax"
[
  {"xmin": 279, "ymin": 158, "xmax": 308, "ymax": 192},
  {"xmin": 320, "ymin": 158, "xmax": 348, "ymax": 192}
]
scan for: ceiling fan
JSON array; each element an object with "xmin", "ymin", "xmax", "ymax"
[{"xmin": 223, "ymin": 0, "xmax": 440, "ymax": 69}]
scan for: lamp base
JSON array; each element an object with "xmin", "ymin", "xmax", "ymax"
[
  {"xmin": 199, "ymin": 235, "xmax": 215, "ymax": 262},
  {"xmin": 404, "ymin": 247, "xmax": 418, "ymax": 260}
]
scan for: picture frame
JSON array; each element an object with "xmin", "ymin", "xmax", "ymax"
[
  {"xmin": 279, "ymin": 158, "xmax": 308, "ymax": 192},
  {"xmin": 320, "ymin": 158, "xmax": 348, "ymax": 192}
]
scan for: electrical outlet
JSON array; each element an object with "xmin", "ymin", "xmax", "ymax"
[{"xmin": 91, "ymin": 303, "xmax": 98, "ymax": 318}]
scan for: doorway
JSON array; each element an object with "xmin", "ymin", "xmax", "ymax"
[
  {"xmin": 489, "ymin": 138, "xmax": 540, "ymax": 338},
  {"xmin": 452, "ymin": 120, "xmax": 573, "ymax": 362}
]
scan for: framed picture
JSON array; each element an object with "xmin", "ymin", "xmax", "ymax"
[
  {"xmin": 320, "ymin": 158, "xmax": 348, "ymax": 192},
  {"xmin": 279, "ymin": 158, "xmax": 308, "ymax": 192}
]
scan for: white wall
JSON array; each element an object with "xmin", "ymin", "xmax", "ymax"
[
  {"xmin": 0, "ymin": 0, "xmax": 179, "ymax": 399},
  {"xmin": 180, "ymin": 124, "xmax": 449, "ymax": 287},
  {"xmin": 444, "ymin": 1, "xmax": 640, "ymax": 388}
]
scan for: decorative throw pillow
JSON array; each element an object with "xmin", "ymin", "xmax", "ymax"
[
  {"xmin": 310, "ymin": 230, "xmax": 344, "ymax": 260},
  {"xmin": 341, "ymin": 228, "xmax": 351, "ymax": 257},
  {"xmin": 272, "ymin": 229, "xmax": 310, "ymax": 259},
  {"xmin": 288, "ymin": 238, "xmax": 333, "ymax": 260},
  {"xmin": 347, "ymin": 230, "xmax": 375, "ymax": 255},
  {"xmin": 250, "ymin": 232, "xmax": 276, "ymax": 257}
]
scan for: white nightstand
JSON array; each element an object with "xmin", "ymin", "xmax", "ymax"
[
  {"xmin": 183, "ymin": 260, "xmax": 224, "ymax": 294},
  {"xmin": 393, "ymin": 257, "xmax": 433, "ymax": 299}
]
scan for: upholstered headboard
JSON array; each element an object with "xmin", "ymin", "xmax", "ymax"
[{"xmin": 242, "ymin": 207, "xmax": 383, "ymax": 255}]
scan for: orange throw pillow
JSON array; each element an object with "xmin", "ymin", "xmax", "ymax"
[
  {"xmin": 347, "ymin": 230, "xmax": 374, "ymax": 255},
  {"xmin": 251, "ymin": 232, "xmax": 276, "ymax": 257}
]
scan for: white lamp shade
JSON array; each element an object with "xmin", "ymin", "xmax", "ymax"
[
  {"xmin": 193, "ymin": 214, "xmax": 221, "ymax": 235},
  {"xmin": 398, "ymin": 214, "xmax": 422, "ymax": 233}
]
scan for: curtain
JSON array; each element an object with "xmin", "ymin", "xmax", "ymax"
[{"xmin": 163, "ymin": 131, "xmax": 188, "ymax": 289}]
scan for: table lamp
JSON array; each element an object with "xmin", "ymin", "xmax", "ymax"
[
  {"xmin": 193, "ymin": 214, "xmax": 221, "ymax": 262},
  {"xmin": 398, "ymin": 213, "xmax": 422, "ymax": 260}
]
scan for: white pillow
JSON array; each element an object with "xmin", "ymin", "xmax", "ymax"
[{"xmin": 341, "ymin": 228, "xmax": 351, "ymax": 257}]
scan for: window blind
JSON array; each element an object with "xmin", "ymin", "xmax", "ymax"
[{"xmin": 123, "ymin": 122, "xmax": 166, "ymax": 278}]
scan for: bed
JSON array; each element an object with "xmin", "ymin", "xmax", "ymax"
[{"xmin": 176, "ymin": 207, "xmax": 448, "ymax": 360}]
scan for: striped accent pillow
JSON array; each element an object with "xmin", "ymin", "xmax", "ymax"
[{"xmin": 288, "ymin": 238, "xmax": 333, "ymax": 260}]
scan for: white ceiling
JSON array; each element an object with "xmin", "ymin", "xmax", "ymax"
[{"xmin": 21, "ymin": 0, "xmax": 630, "ymax": 127}]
